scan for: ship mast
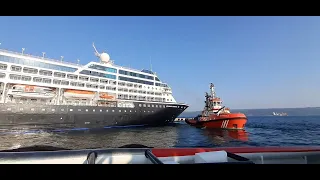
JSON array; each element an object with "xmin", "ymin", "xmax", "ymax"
[
  {"xmin": 210, "ymin": 83, "xmax": 215, "ymax": 98},
  {"xmin": 203, "ymin": 83, "xmax": 225, "ymax": 115}
]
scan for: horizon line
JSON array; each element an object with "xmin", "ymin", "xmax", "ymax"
[{"xmin": 184, "ymin": 106, "xmax": 320, "ymax": 112}]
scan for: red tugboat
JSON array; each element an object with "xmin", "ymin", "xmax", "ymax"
[{"xmin": 185, "ymin": 83, "xmax": 247, "ymax": 130}]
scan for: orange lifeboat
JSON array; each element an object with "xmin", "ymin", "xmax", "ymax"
[
  {"xmin": 64, "ymin": 89, "xmax": 95, "ymax": 94},
  {"xmin": 99, "ymin": 92, "xmax": 115, "ymax": 100},
  {"xmin": 64, "ymin": 89, "xmax": 95, "ymax": 99},
  {"xmin": 24, "ymin": 85, "xmax": 35, "ymax": 92},
  {"xmin": 185, "ymin": 83, "xmax": 247, "ymax": 130}
]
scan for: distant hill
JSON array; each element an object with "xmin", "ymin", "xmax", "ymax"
[{"xmin": 179, "ymin": 107, "xmax": 320, "ymax": 117}]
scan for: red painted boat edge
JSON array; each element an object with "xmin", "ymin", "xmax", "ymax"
[{"xmin": 152, "ymin": 147, "xmax": 320, "ymax": 157}]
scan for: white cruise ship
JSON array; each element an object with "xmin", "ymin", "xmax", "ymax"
[{"xmin": 0, "ymin": 43, "xmax": 188, "ymax": 130}]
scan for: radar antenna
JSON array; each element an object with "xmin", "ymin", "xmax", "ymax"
[
  {"xmin": 92, "ymin": 42, "xmax": 110, "ymax": 64},
  {"xmin": 92, "ymin": 42, "xmax": 100, "ymax": 57}
]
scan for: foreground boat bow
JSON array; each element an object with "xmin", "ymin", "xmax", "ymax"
[{"xmin": 0, "ymin": 146, "xmax": 319, "ymax": 164}]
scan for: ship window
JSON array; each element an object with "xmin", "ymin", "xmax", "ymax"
[
  {"xmin": 90, "ymin": 77, "xmax": 99, "ymax": 82},
  {"xmin": 43, "ymin": 78, "xmax": 51, "ymax": 84},
  {"xmin": 53, "ymin": 80, "xmax": 61, "ymax": 84},
  {"xmin": 118, "ymin": 76, "xmax": 154, "ymax": 86},
  {"xmin": 23, "ymin": 67, "xmax": 38, "ymax": 74},
  {"xmin": 11, "ymin": 65, "xmax": 22, "ymax": 72},
  {"xmin": 100, "ymin": 79, "xmax": 108, "ymax": 84},
  {"xmin": 0, "ymin": 55, "xmax": 77, "ymax": 72},
  {"xmin": 21, "ymin": 76, "xmax": 31, "ymax": 81},
  {"xmin": 54, "ymin": 72, "xmax": 66, "ymax": 78},
  {"xmin": 79, "ymin": 70, "xmax": 116, "ymax": 80},
  {"xmin": 61, "ymin": 81, "xmax": 69, "ymax": 85},
  {"xmin": 0, "ymin": 73, "xmax": 6, "ymax": 79},
  {"xmin": 119, "ymin": 70, "xmax": 154, "ymax": 80},
  {"xmin": 67, "ymin": 74, "xmax": 78, "ymax": 80},
  {"xmin": 39, "ymin": 70, "xmax": 53, "ymax": 76},
  {"xmin": 0, "ymin": 63, "xmax": 7, "ymax": 70},
  {"xmin": 109, "ymin": 80, "xmax": 117, "ymax": 85},
  {"xmin": 33, "ymin": 77, "xmax": 42, "ymax": 82},
  {"xmin": 78, "ymin": 83, "xmax": 85, "ymax": 87},
  {"xmin": 79, "ymin": 76, "xmax": 89, "ymax": 81},
  {"xmin": 88, "ymin": 64, "xmax": 117, "ymax": 73}
]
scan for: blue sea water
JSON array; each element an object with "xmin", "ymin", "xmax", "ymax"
[{"xmin": 0, "ymin": 116, "xmax": 319, "ymax": 150}]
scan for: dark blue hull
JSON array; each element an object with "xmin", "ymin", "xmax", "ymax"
[{"xmin": 0, "ymin": 102, "xmax": 188, "ymax": 131}]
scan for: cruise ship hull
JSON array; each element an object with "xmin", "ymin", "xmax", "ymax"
[{"xmin": 0, "ymin": 102, "xmax": 188, "ymax": 131}]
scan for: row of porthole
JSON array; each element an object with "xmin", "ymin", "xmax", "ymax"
[
  {"xmin": 7, "ymin": 107, "xmax": 156, "ymax": 113},
  {"xmin": 6, "ymin": 105, "xmax": 187, "ymax": 112},
  {"xmin": 138, "ymin": 104, "xmax": 186, "ymax": 109}
]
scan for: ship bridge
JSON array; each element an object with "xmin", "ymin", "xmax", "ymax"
[{"xmin": 141, "ymin": 69, "xmax": 154, "ymax": 75}]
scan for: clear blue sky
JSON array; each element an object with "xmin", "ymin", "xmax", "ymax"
[{"xmin": 0, "ymin": 16, "xmax": 319, "ymax": 111}]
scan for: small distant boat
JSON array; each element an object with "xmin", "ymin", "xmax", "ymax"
[
  {"xmin": 185, "ymin": 83, "xmax": 247, "ymax": 130},
  {"xmin": 273, "ymin": 112, "xmax": 288, "ymax": 116}
]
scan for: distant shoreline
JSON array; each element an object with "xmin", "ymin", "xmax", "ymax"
[
  {"xmin": 185, "ymin": 106, "xmax": 320, "ymax": 112},
  {"xmin": 180, "ymin": 107, "xmax": 320, "ymax": 117}
]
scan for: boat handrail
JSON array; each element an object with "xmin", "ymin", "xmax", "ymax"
[
  {"xmin": 145, "ymin": 149, "xmax": 164, "ymax": 164},
  {"xmin": 86, "ymin": 151, "xmax": 98, "ymax": 164}
]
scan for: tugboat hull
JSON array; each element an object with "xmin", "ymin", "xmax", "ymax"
[{"xmin": 185, "ymin": 115, "xmax": 247, "ymax": 130}]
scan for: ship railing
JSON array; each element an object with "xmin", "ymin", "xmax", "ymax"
[{"xmin": 0, "ymin": 48, "xmax": 82, "ymax": 67}]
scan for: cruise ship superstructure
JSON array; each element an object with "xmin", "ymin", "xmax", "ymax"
[{"xmin": 0, "ymin": 43, "xmax": 188, "ymax": 130}]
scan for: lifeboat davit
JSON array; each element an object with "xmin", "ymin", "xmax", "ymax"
[
  {"xmin": 185, "ymin": 83, "xmax": 247, "ymax": 130},
  {"xmin": 7, "ymin": 84, "xmax": 55, "ymax": 99}
]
